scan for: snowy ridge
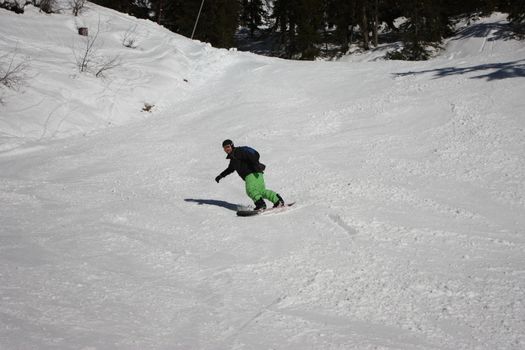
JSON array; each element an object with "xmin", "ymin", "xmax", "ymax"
[
  {"xmin": 1, "ymin": 5, "xmax": 525, "ymax": 350},
  {"xmin": 0, "ymin": 3, "xmax": 246, "ymax": 146}
]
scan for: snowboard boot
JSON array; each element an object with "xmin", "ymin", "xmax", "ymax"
[
  {"xmin": 254, "ymin": 198, "xmax": 267, "ymax": 211},
  {"xmin": 273, "ymin": 194, "xmax": 285, "ymax": 208}
]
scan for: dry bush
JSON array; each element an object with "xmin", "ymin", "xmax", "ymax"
[
  {"xmin": 0, "ymin": 50, "xmax": 29, "ymax": 90},
  {"xmin": 73, "ymin": 20, "xmax": 121, "ymax": 77},
  {"xmin": 121, "ymin": 25, "xmax": 139, "ymax": 49},
  {"xmin": 69, "ymin": 0, "xmax": 86, "ymax": 16}
]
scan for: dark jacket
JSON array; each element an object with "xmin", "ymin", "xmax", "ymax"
[{"xmin": 219, "ymin": 146, "xmax": 266, "ymax": 180}]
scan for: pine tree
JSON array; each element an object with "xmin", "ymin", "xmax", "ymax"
[
  {"xmin": 325, "ymin": 0, "xmax": 356, "ymax": 53},
  {"xmin": 395, "ymin": 0, "xmax": 453, "ymax": 60},
  {"xmin": 160, "ymin": 0, "xmax": 240, "ymax": 48},
  {"xmin": 295, "ymin": 0, "xmax": 324, "ymax": 59},
  {"xmin": 502, "ymin": 0, "xmax": 525, "ymax": 34},
  {"xmin": 90, "ymin": 0, "xmax": 130, "ymax": 13},
  {"xmin": 325, "ymin": 0, "xmax": 380, "ymax": 52},
  {"xmin": 90, "ymin": 0, "xmax": 151, "ymax": 20},
  {"xmin": 380, "ymin": 0, "xmax": 403, "ymax": 32},
  {"xmin": 272, "ymin": 0, "xmax": 297, "ymax": 57},
  {"xmin": 359, "ymin": 0, "xmax": 370, "ymax": 50},
  {"xmin": 272, "ymin": 0, "xmax": 325, "ymax": 59},
  {"xmin": 240, "ymin": 0, "xmax": 266, "ymax": 37},
  {"xmin": 205, "ymin": 0, "xmax": 241, "ymax": 47}
]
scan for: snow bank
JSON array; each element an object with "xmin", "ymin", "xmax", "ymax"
[{"xmin": 0, "ymin": 3, "xmax": 251, "ymax": 147}]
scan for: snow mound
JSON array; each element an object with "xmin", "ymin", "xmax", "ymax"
[{"xmin": 0, "ymin": 3, "xmax": 255, "ymax": 145}]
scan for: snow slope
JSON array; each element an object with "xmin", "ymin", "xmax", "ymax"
[
  {"xmin": 0, "ymin": 3, "xmax": 238, "ymax": 148},
  {"xmin": 1, "ymin": 6, "xmax": 525, "ymax": 350}
]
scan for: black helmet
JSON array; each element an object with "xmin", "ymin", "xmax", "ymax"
[{"xmin": 222, "ymin": 139, "xmax": 234, "ymax": 147}]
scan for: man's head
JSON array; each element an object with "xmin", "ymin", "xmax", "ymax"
[{"xmin": 222, "ymin": 139, "xmax": 234, "ymax": 154}]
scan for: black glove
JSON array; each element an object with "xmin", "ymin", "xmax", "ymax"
[{"xmin": 215, "ymin": 175, "xmax": 222, "ymax": 183}]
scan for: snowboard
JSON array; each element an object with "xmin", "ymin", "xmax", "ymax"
[{"xmin": 236, "ymin": 202, "xmax": 295, "ymax": 217}]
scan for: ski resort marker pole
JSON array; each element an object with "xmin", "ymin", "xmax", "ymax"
[{"xmin": 191, "ymin": 0, "xmax": 205, "ymax": 40}]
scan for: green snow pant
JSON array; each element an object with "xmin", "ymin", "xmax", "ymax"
[{"xmin": 244, "ymin": 173, "xmax": 279, "ymax": 204}]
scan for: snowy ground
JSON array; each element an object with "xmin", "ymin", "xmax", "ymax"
[{"xmin": 1, "ymin": 5, "xmax": 525, "ymax": 350}]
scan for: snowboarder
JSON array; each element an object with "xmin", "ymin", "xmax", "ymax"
[{"xmin": 215, "ymin": 139, "xmax": 284, "ymax": 210}]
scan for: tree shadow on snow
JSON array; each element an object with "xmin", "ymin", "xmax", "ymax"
[
  {"xmin": 452, "ymin": 20, "xmax": 516, "ymax": 42},
  {"xmin": 184, "ymin": 198, "xmax": 239, "ymax": 211},
  {"xmin": 395, "ymin": 59, "xmax": 525, "ymax": 81},
  {"xmin": 394, "ymin": 20, "xmax": 525, "ymax": 81}
]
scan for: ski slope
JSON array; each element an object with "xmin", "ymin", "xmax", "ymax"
[{"xmin": 1, "ymin": 4, "xmax": 524, "ymax": 349}]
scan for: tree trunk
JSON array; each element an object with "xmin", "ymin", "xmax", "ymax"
[
  {"xmin": 373, "ymin": 0, "xmax": 379, "ymax": 47},
  {"xmin": 362, "ymin": 3, "xmax": 369, "ymax": 50},
  {"xmin": 157, "ymin": 0, "xmax": 164, "ymax": 24}
]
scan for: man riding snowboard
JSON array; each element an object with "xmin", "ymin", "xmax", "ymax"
[{"xmin": 215, "ymin": 139, "xmax": 284, "ymax": 210}]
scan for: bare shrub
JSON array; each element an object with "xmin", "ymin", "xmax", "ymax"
[
  {"xmin": 0, "ymin": 50, "xmax": 29, "ymax": 90},
  {"xmin": 74, "ymin": 29, "xmax": 98, "ymax": 73},
  {"xmin": 0, "ymin": 0, "xmax": 25, "ymax": 13},
  {"xmin": 37, "ymin": 0, "xmax": 57, "ymax": 13},
  {"xmin": 142, "ymin": 103, "xmax": 154, "ymax": 112},
  {"xmin": 73, "ymin": 20, "xmax": 121, "ymax": 77},
  {"xmin": 121, "ymin": 25, "xmax": 139, "ymax": 49},
  {"xmin": 69, "ymin": 0, "xmax": 86, "ymax": 16},
  {"xmin": 0, "ymin": 49, "xmax": 29, "ymax": 104},
  {"xmin": 95, "ymin": 55, "xmax": 121, "ymax": 78}
]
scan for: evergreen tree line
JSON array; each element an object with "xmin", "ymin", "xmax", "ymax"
[{"xmin": 92, "ymin": 0, "xmax": 524, "ymax": 60}]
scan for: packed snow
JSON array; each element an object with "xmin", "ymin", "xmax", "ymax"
[{"xmin": 1, "ymin": 4, "xmax": 524, "ymax": 349}]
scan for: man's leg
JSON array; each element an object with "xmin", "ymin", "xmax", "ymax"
[
  {"xmin": 245, "ymin": 173, "xmax": 263, "ymax": 201},
  {"xmin": 258, "ymin": 174, "xmax": 284, "ymax": 207},
  {"xmin": 248, "ymin": 173, "xmax": 279, "ymax": 204}
]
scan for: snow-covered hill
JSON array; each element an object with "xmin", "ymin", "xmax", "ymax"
[
  {"xmin": 1, "ymin": 4, "xmax": 524, "ymax": 350},
  {"xmin": 0, "ymin": 3, "xmax": 249, "ymax": 148}
]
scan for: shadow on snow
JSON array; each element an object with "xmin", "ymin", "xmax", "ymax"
[
  {"xmin": 451, "ymin": 20, "xmax": 516, "ymax": 42},
  {"xmin": 394, "ymin": 20, "xmax": 525, "ymax": 81},
  {"xmin": 395, "ymin": 59, "xmax": 525, "ymax": 81},
  {"xmin": 184, "ymin": 198, "xmax": 239, "ymax": 211}
]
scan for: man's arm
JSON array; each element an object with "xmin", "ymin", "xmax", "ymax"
[{"xmin": 216, "ymin": 161, "xmax": 235, "ymax": 182}]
